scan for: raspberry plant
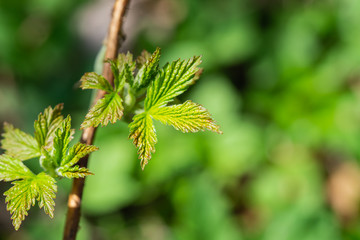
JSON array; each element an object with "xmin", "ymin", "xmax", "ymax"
[{"xmin": 0, "ymin": 47, "xmax": 221, "ymax": 231}]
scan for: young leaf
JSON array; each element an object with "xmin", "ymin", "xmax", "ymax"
[
  {"xmin": 0, "ymin": 155, "xmax": 34, "ymax": 181},
  {"xmin": 145, "ymin": 56, "xmax": 202, "ymax": 110},
  {"xmin": 34, "ymin": 104, "xmax": 64, "ymax": 148},
  {"xmin": 40, "ymin": 116, "xmax": 74, "ymax": 174},
  {"xmin": 4, "ymin": 173, "xmax": 57, "ymax": 230},
  {"xmin": 5, "ymin": 178, "xmax": 36, "ymax": 230},
  {"xmin": 81, "ymin": 92, "xmax": 123, "ymax": 129},
  {"xmin": 133, "ymin": 47, "xmax": 161, "ymax": 90},
  {"xmin": 80, "ymin": 72, "xmax": 113, "ymax": 93},
  {"xmin": 129, "ymin": 113, "xmax": 157, "ymax": 170},
  {"xmin": 55, "ymin": 143, "xmax": 98, "ymax": 178},
  {"xmin": 34, "ymin": 172, "xmax": 57, "ymax": 218},
  {"xmin": 108, "ymin": 52, "xmax": 135, "ymax": 92},
  {"xmin": 150, "ymin": 100, "xmax": 222, "ymax": 134},
  {"xmin": 1, "ymin": 123, "xmax": 40, "ymax": 161},
  {"xmin": 56, "ymin": 165, "xmax": 93, "ymax": 178},
  {"xmin": 52, "ymin": 116, "xmax": 73, "ymax": 166}
]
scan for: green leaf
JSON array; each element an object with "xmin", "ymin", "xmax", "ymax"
[
  {"xmin": 134, "ymin": 47, "xmax": 161, "ymax": 90},
  {"xmin": 5, "ymin": 178, "xmax": 36, "ymax": 230},
  {"xmin": 151, "ymin": 100, "xmax": 222, "ymax": 133},
  {"xmin": 33, "ymin": 173, "xmax": 57, "ymax": 219},
  {"xmin": 4, "ymin": 173, "xmax": 57, "ymax": 230},
  {"xmin": 81, "ymin": 92, "xmax": 123, "ymax": 129},
  {"xmin": 108, "ymin": 52, "xmax": 135, "ymax": 92},
  {"xmin": 56, "ymin": 165, "xmax": 93, "ymax": 178},
  {"xmin": 0, "ymin": 155, "xmax": 34, "ymax": 181},
  {"xmin": 129, "ymin": 113, "xmax": 157, "ymax": 170},
  {"xmin": 52, "ymin": 116, "xmax": 73, "ymax": 166},
  {"xmin": 40, "ymin": 116, "xmax": 74, "ymax": 175},
  {"xmin": 60, "ymin": 143, "xmax": 98, "ymax": 169},
  {"xmin": 145, "ymin": 56, "xmax": 202, "ymax": 110},
  {"xmin": 80, "ymin": 72, "xmax": 113, "ymax": 93},
  {"xmin": 1, "ymin": 123, "xmax": 40, "ymax": 161},
  {"xmin": 34, "ymin": 104, "xmax": 64, "ymax": 148}
]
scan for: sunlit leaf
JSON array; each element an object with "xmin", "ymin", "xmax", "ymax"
[
  {"xmin": 4, "ymin": 173, "xmax": 57, "ymax": 230},
  {"xmin": 81, "ymin": 92, "xmax": 123, "ymax": 129},
  {"xmin": 133, "ymin": 47, "xmax": 161, "ymax": 90},
  {"xmin": 145, "ymin": 56, "xmax": 202, "ymax": 110},
  {"xmin": 34, "ymin": 104, "xmax": 64, "ymax": 148},
  {"xmin": 1, "ymin": 123, "xmax": 40, "ymax": 161},
  {"xmin": 129, "ymin": 113, "xmax": 157, "ymax": 170},
  {"xmin": 0, "ymin": 155, "xmax": 34, "ymax": 181},
  {"xmin": 151, "ymin": 100, "xmax": 222, "ymax": 133},
  {"xmin": 56, "ymin": 165, "xmax": 93, "ymax": 178},
  {"xmin": 80, "ymin": 72, "xmax": 113, "ymax": 93},
  {"xmin": 60, "ymin": 143, "xmax": 98, "ymax": 169}
]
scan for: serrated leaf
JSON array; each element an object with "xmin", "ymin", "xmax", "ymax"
[
  {"xmin": 52, "ymin": 116, "xmax": 73, "ymax": 166},
  {"xmin": 81, "ymin": 92, "xmax": 123, "ymax": 129},
  {"xmin": 108, "ymin": 52, "xmax": 135, "ymax": 92},
  {"xmin": 34, "ymin": 104, "xmax": 64, "ymax": 148},
  {"xmin": 60, "ymin": 143, "xmax": 98, "ymax": 169},
  {"xmin": 129, "ymin": 113, "xmax": 157, "ymax": 170},
  {"xmin": 1, "ymin": 123, "xmax": 40, "ymax": 161},
  {"xmin": 34, "ymin": 173, "xmax": 57, "ymax": 218},
  {"xmin": 134, "ymin": 47, "xmax": 161, "ymax": 90},
  {"xmin": 145, "ymin": 56, "xmax": 202, "ymax": 110},
  {"xmin": 0, "ymin": 155, "xmax": 34, "ymax": 181},
  {"xmin": 40, "ymin": 116, "xmax": 74, "ymax": 174},
  {"xmin": 151, "ymin": 100, "xmax": 222, "ymax": 133},
  {"xmin": 5, "ymin": 178, "xmax": 36, "ymax": 230},
  {"xmin": 56, "ymin": 165, "xmax": 93, "ymax": 178},
  {"xmin": 4, "ymin": 173, "xmax": 57, "ymax": 230},
  {"xmin": 55, "ymin": 143, "xmax": 97, "ymax": 179},
  {"xmin": 80, "ymin": 72, "xmax": 113, "ymax": 93}
]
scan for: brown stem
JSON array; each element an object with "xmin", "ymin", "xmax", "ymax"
[{"xmin": 63, "ymin": 0, "xmax": 130, "ymax": 239}]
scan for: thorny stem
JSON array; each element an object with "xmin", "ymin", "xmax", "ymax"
[{"xmin": 63, "ymin": 0, "xmax": 130, "ymax": 239}]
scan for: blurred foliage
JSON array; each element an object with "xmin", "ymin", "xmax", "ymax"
[{"xmin": 2, "ymin": 0, "xmax": 360, "ymax": 239}]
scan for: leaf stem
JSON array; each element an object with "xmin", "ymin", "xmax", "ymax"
[{"xmin": 62, "ymin": 0, "xmax": 130, "ymax": 239}]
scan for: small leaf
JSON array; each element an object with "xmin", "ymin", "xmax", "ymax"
[
  {"xmin": 80, "ymin": 72, "xmax": 113, "ymax": 93},
  {"xmin": 4, "ymin": 173, "xmax": 57, "ymax": 230},
  {"xmin": 1, "ymin": 123, "xmax": 40, "ymax": 161},
  {"xmin": 81, "ymin": 92, "xmax": 124, "ymax": 129},
  {"xmin": 129, "ymin": 113, "xmax": 157, "ymax": 170},
  {"xmin": 151, "ymin": 100, "xmax": 222, "ymax": 133},
  {"xmin": 0, "ymin": 155, "xmax": 34, "ymax": 181},
  {"xmin": 136, "ymin": 50, "xmax": 152, "ymax": 67},
  {"xmin": 5, "ymin": 178, "xmax": 36, "ymax": 230},
  {"xmin": 60, "ymin": 143, "xmax": 98, "ymax": 169},
  {"xmin": 52, "ymin": 116, "xmax": 73, "ymax": 166},
  {"xmin": 56, "ymin": 165, "xmax": 93, "ymax": 178},
  {"xmin": 34, "ymin": 104, "xmax": 64, "ymax": 148},
  {"xmin": 145, "ymin": 56, "xmax": 202, "ymax": 110},
  {"xmin": 108, "ymin": 52, "xmax": 135, "ymax": 92},
  {"xmin": 134, "ymin": 47, "xmax": 161, "ymax": 90},
  {"xmin": 34, "ymin": 173, "xmax": 57, "ymax": 218}
]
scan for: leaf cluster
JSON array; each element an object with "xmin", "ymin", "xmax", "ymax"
[
  {"xmin": 80, "ymin": 48, "xmax": 222, "ymax": 170},
  {"xmin": 0, "ymin": 104, "xmax": 98, "ymax": 230}
]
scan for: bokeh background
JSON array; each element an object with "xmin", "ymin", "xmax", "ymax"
[{"xmin": 1, "ymin": 0, "xmax": 360, "ymax": 239}]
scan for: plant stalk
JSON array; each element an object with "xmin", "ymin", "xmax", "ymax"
[{"xmin": 63, "ymin": 0, "xmax": 129, "ymax": 239}]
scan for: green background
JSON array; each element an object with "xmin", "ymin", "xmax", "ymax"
[{"xmin": 1, "ymin": 0, "xmax": 360, "ymax": 239}]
